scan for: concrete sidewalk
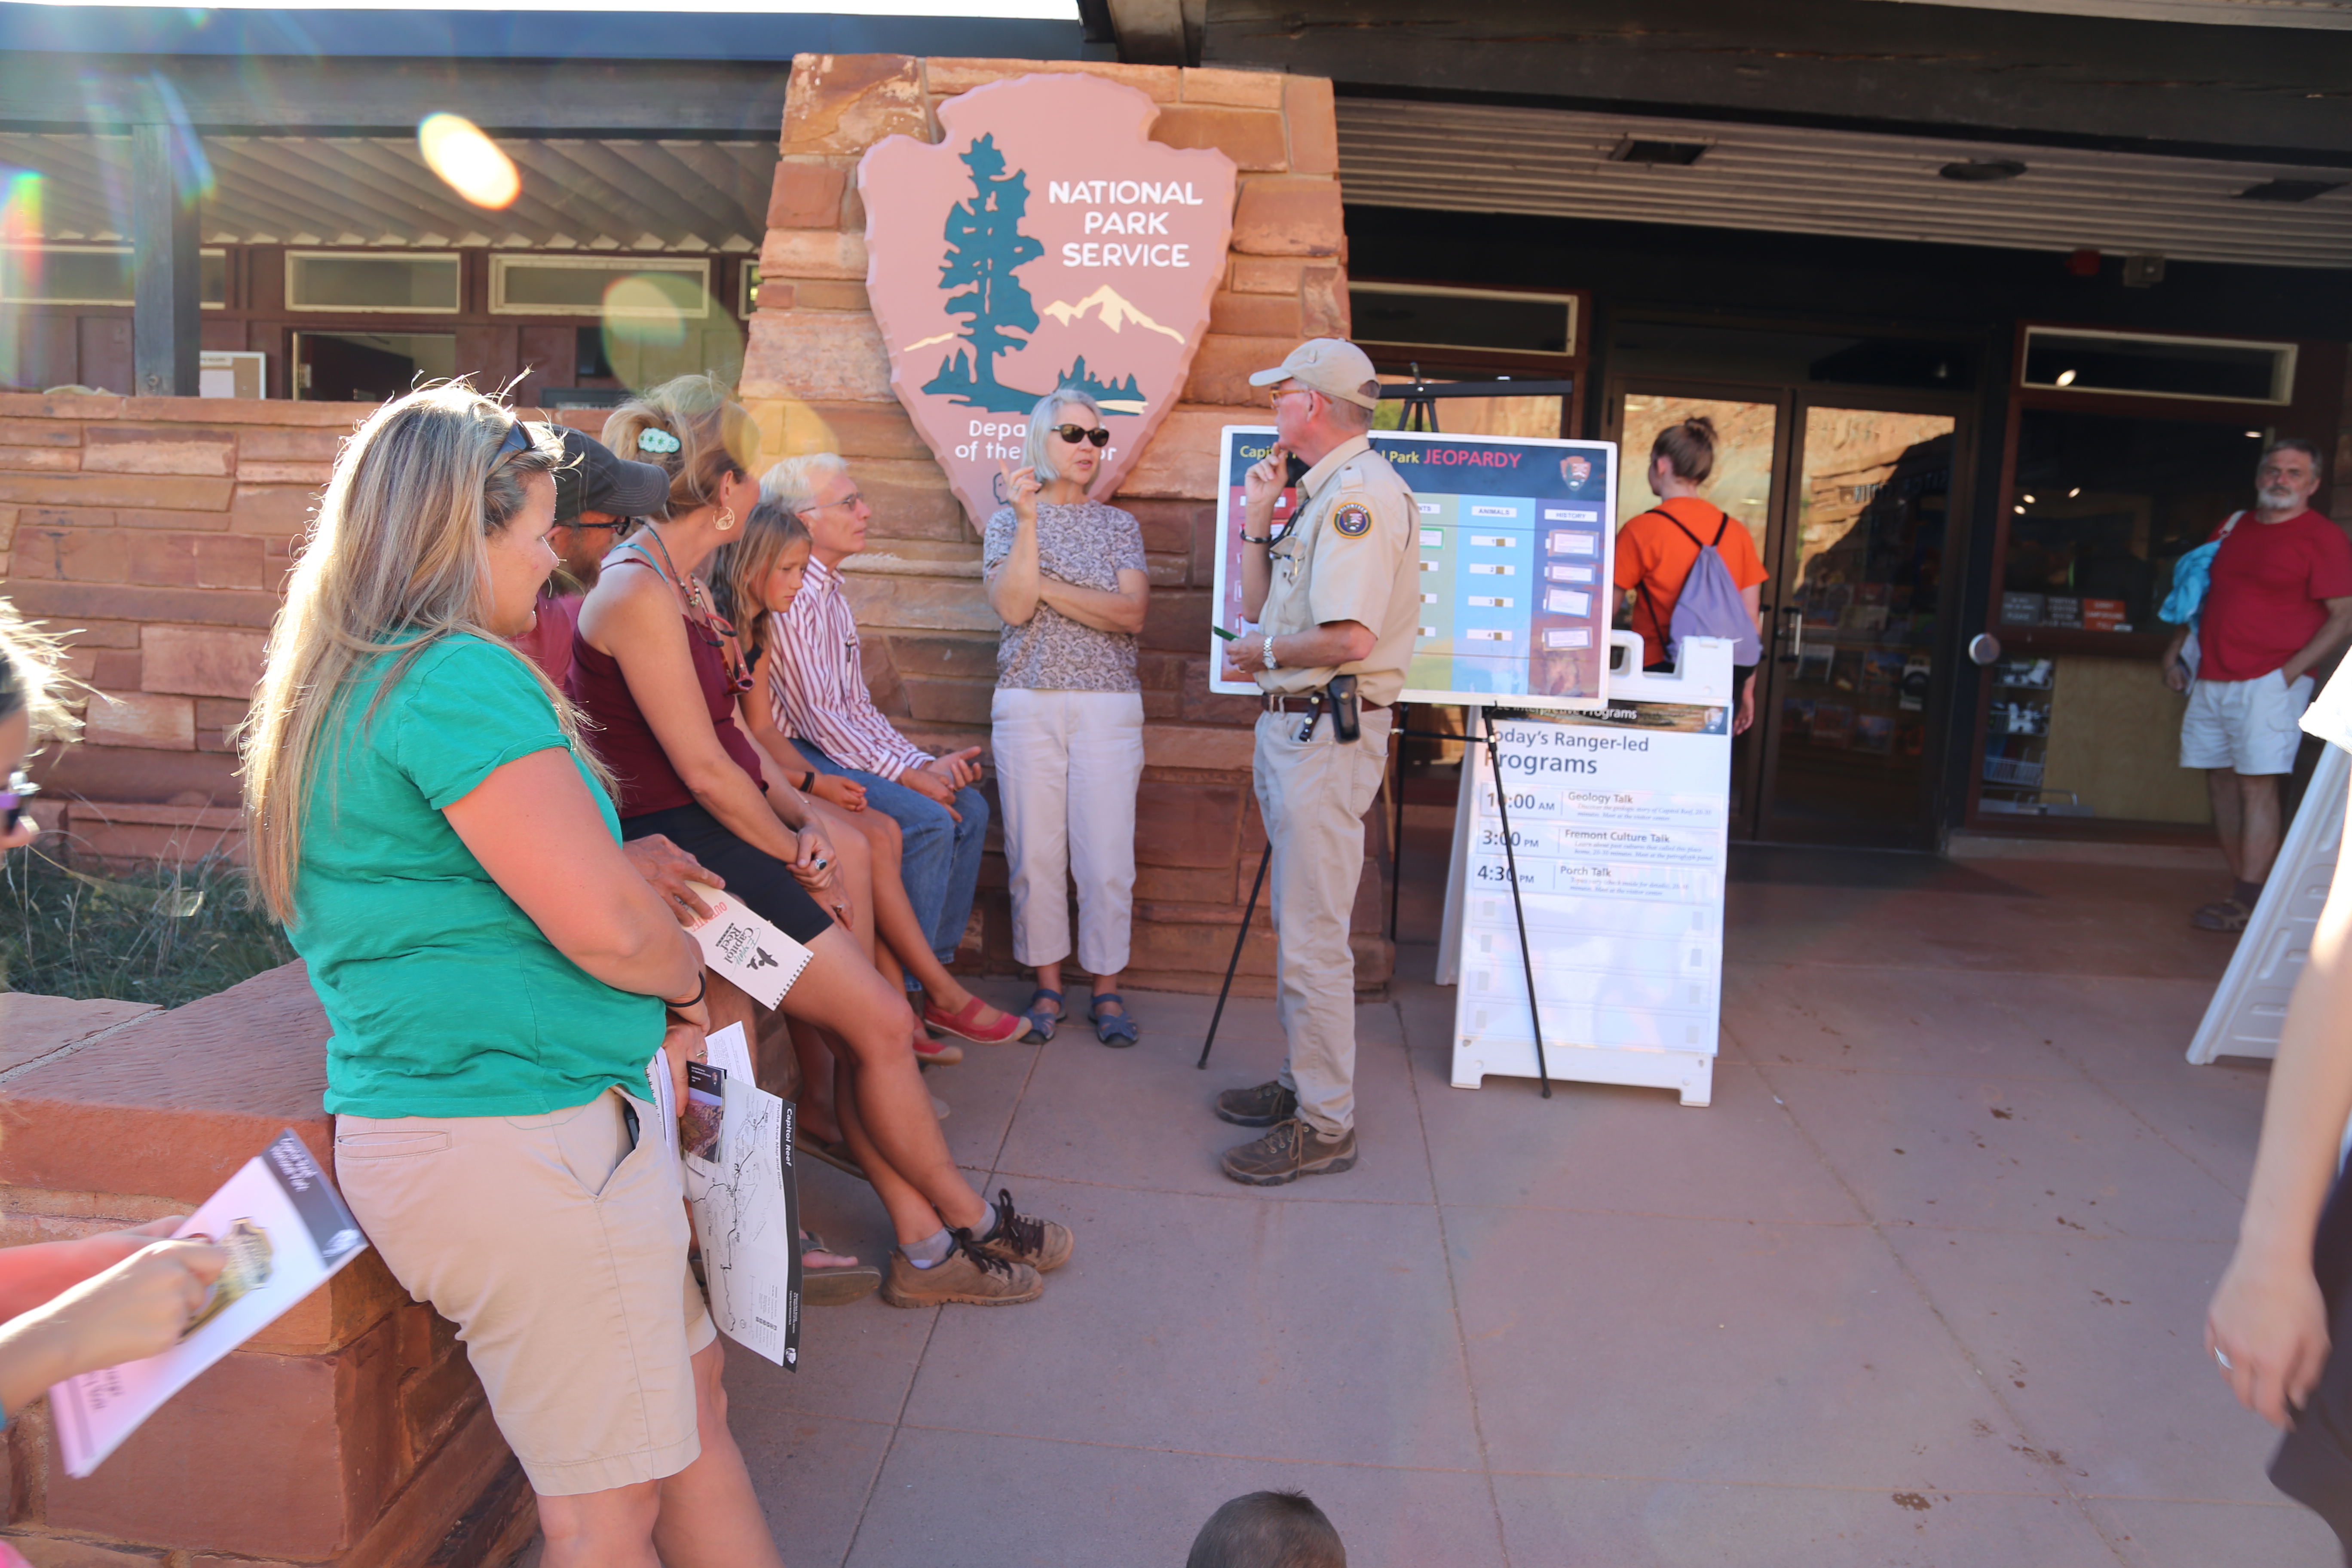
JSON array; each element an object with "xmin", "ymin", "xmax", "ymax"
[{"xmin": 727, "ymin": 847, "xmax": 2330, "ymax": 1566}]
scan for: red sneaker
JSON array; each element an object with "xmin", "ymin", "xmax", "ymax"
[
  {"xmin": 914, "ymin": 1034, "xmax": 964, "ymax": 1066},
  {"xmin": 922, "ymin": 994, "xmax": 1027, "ymax": 1044}
]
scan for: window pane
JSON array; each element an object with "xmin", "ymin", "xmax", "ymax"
[
  {"xmin": 492, "ymin": 257, "xmax": 710, "ymax": 317},
  {"xmin": 2023, "ymin": 328, "xmax": 2293, "ymax": 404},
  {"xmin": 1353, "ymin": 286, "xmax": 1574, "ymax": 356},
  {"xmin": 292, "ymin": 332, "xmax": 457, "ymax": 401},
  {"xmin": 201, "ymin": 250, "xmax": 227, "ymax": 309},
  {"xmin": 286, "ymin": 253, "xmax": 460, "ymax": 313},
  {"xmin": 0, "ymin": 247, "xmax": 131, "ymax": 305}
]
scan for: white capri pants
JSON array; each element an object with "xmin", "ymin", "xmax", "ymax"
[{"xmin": 990, "ymin": 687, "xmax": 1145, "ymax": 975}]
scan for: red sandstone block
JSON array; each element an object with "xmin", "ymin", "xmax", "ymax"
[
  {"xmin": 0, "ymin": 395, "xmax": 120, "ymax": 422},
  {"xmin": 228, "ymin": 485, "xmax": 320, "ymax": 538},
  {"xmin": 235, "ymin": 460, "xmax": 331, "ymax": 487},
  {"xmin": 784, "ymin": 53, "xmax": 926, "ymax": 154},
  {"xmin": 1229, "ymin": 256, "xmax": 1307, "ymax": 295},
  {"xmin": 325, "ymin": 1412, "xmax": 531, "ymax": 1568},
  {"xmin": 0, "ymin": 582, "xmax": 279, "ymax": 630},
  {"xmin": 1183, "ymin": 659, "xmax": 1268, "ymax": 726},
  {"xmin": 2, "ymin": 1536, "xmax": 169, "ymax": 1565},
  {"xmin": 1231, "ymin": 177, "xmax": 1344, "ymax": 257},
  {"xmin": 1302, "ymin": 264, "xmax": 1350, "ymax": 339},
  {"xmin": 47, "ymin": 1315, "xmax": 400, "ymax": 1559},
  {"xmin": 0, "ymin": 419, "xmax": 82, "ymax": 448},
  {"xmin": 113, "ymin": 397, "xmax": 364, "ymax": 429},
  {"xmin": 1182, "ymin": 65, "xmax": 1287, "ymax": 109},
  {"xmin": 89, "ymin": 650, "xmax": 139, "ymax": 690},
  {"xmin": 53, "ymin": 622, "xmax": 141, "ymax": 649},
  {"xmin": 1143, "ymin": 723, "xmax": 1255, "ymax": 772},
  {"xmin": 398, "ymin": 1329, "xmax": 486, "ymax": 1472},
  {"xmin": 925, "ymin": 57, "xmax": 1180, "ymax": 101},
  {"xmin": 768, "ymin": 159, "xmax": 848, "ymax": 229},
  {"xmin": 103, "ymin": 508, "xmax": 229, "ymax": 534},
  {"xmin": 759, "ymin": 228, "xmax": 866, "ymax": 282},
  {"xmin": 1146, "ymin": 552, "xmax": 1186, "ymax": 587},
  {"xmin": 126, "ymin": 533, "xmax": 266, "ymax": 592},
  {"xmin": 1140, "ymin": 585, "xmax": 1213, "ymax": 653},
  {"xmin": 140, "ymin": 626, "xmax": 268, "ymax": 699},
  {"xmin": 9, "ymin": 527, "xmax": 128, "ymax": 584},
  {"xmin": 233, "ymin": 426, "xmax": 345, "ymax": 464},
  {"xmin": 1142, "ymin": 688, "xmax": 1179, "ymax": 720},
  {"xmin": 739, "ymin": 310, "xmax": 891, "ymax": 403},
  {"xmin": 82, "ymin": 692, "xmax": 193, "ymax": 750},
  {"xmin": 1283, "ymin": 75, "xmax": 1339, "ymax": 176},
  {"xmin": 0, "ymin": 473, "xmax": 233, "ymax": 512},
  {"xmin": 840, "ymin": 572, "xmax": 995, "ymax": 635},
  {"xmin": 794, "ymin": 278, "xmax": 870, "ymax": 312},
  {"xmin": 1136, "ymin": 779, "xmax": 1242, "ymax": 869},
  {"xmin": 1149, "ymin": 105, "xmax": 1288, "ymax": 172},
  {"xmin": 1135, "ymin": 863, "xmax": 1236, "ymax": 903},
  {"xmin": 901, "ymin": 674, "xmax": 995, "ymax": 726},
  {"xmin": 1210, "ymin": 290, "xmax": 1304, "ymax": 339},
  {"xmin": 81, "ymin": 426, "xmax": 236, "ymax": 479},
  {"xmin": 1136, "ymin": 651, "xmax": 1187, "ymax": 690},
  {"xmin": 1186, "ymin": 334, "xmax": 1305, "ymax": 407},
  {"xmin": 0, "ymin": 963, "xmax": 332, "ymax": 1206},
  {"xmin": 0, "ymin": 996, "xmax": 159, "ymax": 1075},
  {"xmin": 1117, "ymin": 497, "xmax": 1203, "ymax": 557},
  {"xmin": 885, "ymin": 631, "xmax": 998, "ymax": 682},
  {"xmin": 0, "ymin": 449, "xmax": 79, "ymax": 474},
  {"xmin": 798, "ymin": 402, "xmax": 931, "ymax": 461}
]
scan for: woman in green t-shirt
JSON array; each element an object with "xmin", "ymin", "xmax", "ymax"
[{"xmin": 241, "ymin": 386, "xmax": 782, "ymax": 1565}]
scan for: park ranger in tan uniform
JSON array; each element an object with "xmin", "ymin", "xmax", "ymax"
[{"xmin": 1216, "ymin": 338, "xmax": 1421, "ymax": 1185}]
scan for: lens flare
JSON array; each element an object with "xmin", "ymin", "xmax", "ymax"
[{"xmin": 417, "ymin": 113, "xmax": 519, "ymax": 210}]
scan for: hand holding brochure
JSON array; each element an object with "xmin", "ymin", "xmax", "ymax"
[
  {"xmin": 50, "ymin": 1131, "xmax": 370, "ymax": 1478},
  {"xmin": 685, "ymin": 890, "xmax": 814, "ymax": 1009}
]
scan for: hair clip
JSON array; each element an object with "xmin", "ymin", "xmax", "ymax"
[{"xmin": 637, "ymin": 429, "xmax": 682, "ymax": 454}]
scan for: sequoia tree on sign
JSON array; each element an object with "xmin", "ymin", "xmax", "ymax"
[{"xmin": 924, "ymin": 133, "xmax": 1046, "ymax": 413}]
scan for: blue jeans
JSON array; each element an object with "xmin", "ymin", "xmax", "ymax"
[{"xmin": 793, "ymin": 741, "xmax": 988, "ymax": 966}]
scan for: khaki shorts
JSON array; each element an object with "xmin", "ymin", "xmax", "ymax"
[
  {"xmin": 2182, "ymin": 668, "xmax": 2315, "ymax": 775},
  {"xmin": 334, "ymin": 1087, "xmax": 716, "ymax": 1497}
]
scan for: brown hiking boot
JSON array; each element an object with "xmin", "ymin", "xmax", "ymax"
[
  {"xmin": 1221, "ymin": 1118, "xmax": 1357, "ymax": 1187},
  {"xmin": 880, "ymin": 1235, "xmax": 1042, "ymax": 1307},
  {"xmin": 965, "ymin": 1187, "xmax": 1074, "ymax": 1274},
  {"xmin": 1215, "ymin": 1080, "xmax": 1298, "ymax": 1127}
]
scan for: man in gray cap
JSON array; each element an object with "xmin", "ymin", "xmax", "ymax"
[
  {"xmin": 511, "ymin": 423, "xmax": 672, "ymax": 685},
  {"xmin": 1214, "ymin": 338, "xmax": 1421, "ymax": 1185}
]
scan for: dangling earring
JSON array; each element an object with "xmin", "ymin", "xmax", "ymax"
[{"xmin": 716, "ymin": 506, "xmax": 738, "ymax": 533}]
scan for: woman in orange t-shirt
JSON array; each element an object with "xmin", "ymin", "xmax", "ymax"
[{"xmin": 1613, "ymin": 415, "xmax": 1770, "ymax": 733}]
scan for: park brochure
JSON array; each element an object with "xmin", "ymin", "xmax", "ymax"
[
  {"xmin": 51, "ymin": 1131, "xmax": 369, "ymax": 1477},
  {"xmin": 682, "ymin": 1024, "xmax": 801, "ymax": 1369}
]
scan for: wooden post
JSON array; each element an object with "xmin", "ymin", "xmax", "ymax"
[{"xmin": 130, "ymin": 121, "xmax": 199, "ymax": 397}]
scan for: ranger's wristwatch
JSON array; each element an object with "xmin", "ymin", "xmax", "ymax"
[{"xmin": 1263, "ymin": 634, "xmax": 1279, "ymax": 671}]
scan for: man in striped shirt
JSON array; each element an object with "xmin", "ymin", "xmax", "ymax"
[{"xmin": 765, "ymin": 453, "xmax": 989, "ymax": 969}]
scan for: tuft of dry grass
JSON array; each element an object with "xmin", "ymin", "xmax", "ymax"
[{"xmin": 1, "ymin": 846, "xmax": 295, "ymax": 1008}]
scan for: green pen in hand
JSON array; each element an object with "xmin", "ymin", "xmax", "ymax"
[{"xmin": 1212, "ymin": 626, "xmax": 1239, "ymax": 642}]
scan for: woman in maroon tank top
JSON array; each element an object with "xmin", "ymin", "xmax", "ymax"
[{"xmin": 570, "ymin": 375, "xmax": 1070, "ymax": 1308}]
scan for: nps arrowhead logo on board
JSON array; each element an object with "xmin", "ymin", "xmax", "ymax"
[{"xmin": 860, "ymin": 72, "xmax": 1236, "ymax": 529}]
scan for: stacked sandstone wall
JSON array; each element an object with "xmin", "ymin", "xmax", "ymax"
[{"xmin": 742, "ymin": 54, "xmax": 1384, "ymax": 992}]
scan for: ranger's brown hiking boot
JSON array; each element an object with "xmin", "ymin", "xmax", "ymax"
[
  {"xmin": 880, "ymin": 1235, "xmax": 1043, "ymax": 1308},
  {"xmin": 965, "ymin": 1187, "xmax": 1074, "ymax": 1273},
  {"xmin": 1214, "ymin": 1080, "xmax": 1298, "ymax": 1127},
  {"xmin": 1221, "ymin": 1118, "xmax": 1357, "ymax": 1187}
]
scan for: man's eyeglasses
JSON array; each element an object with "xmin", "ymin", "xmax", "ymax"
[
  {"xmin": 1266, "ymin": 387, "xmax": 1314, "ymax": 410},
  {"xmin": 801, "ymin": 492, "xmax": 865, "ymax": 513},
  {"xmin": 1050, "ymin": 424, "xmax": 1111, "ymax": 448},
  {"xmin": 554, "ymin": 514, "xmax": 634, "ymax": 533}
]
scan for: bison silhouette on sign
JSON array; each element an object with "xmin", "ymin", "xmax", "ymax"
[{"xmin": 860, "ymin": 73, "xmax": 1236, "ymax": 530}]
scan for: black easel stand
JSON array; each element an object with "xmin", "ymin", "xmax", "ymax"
[
  {"xmin": 1476, "ymin": 706, "xmax": 1553, "ymax": 1099},
  {"xmin": 1197, "ymin": 839, "xmax": 1274, "ymax": 1070}
]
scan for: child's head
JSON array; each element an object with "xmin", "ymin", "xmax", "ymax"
[
  {"xmin": 706, "ymin": 498, "xmax": 813, "ymax": 658},
  {"xmin": 1185, "ymin": 1491, "xmax": 1345, "ymax": 1568}
]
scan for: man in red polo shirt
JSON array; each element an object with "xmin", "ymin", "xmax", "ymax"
[{"xmin": 2163, "ymin": 438, "xmax": 2352, "ymax": 931}]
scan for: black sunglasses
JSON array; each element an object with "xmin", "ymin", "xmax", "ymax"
[
  {"xmin": 489, "ymin": 419, "xmax": 533, "ymax": 468},
  {"xmin": 1050, "ymin": 423, "xmax": 1110, "ymax": 448}
]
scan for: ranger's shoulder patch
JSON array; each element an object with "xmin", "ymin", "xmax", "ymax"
[{"xmin": 1332, "ymin": 501, "xmax": 1374, "ymax": 538}]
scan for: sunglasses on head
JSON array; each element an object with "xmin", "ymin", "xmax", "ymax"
[
  {"xmin": 1051, "ymin": 424, "xmax": 1110, "ymax": 448},
  {"xmin": 1, "ymin": 772, "xmax": 37, "ymax": 837},
  {"xmin": 489, "ymin": 419, "xmax": 533, "ymax": 468}
]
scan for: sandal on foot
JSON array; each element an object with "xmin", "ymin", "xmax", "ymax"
[
  {"xmin": 922, "ymin": 993, "xmax": 1027, "ymax": 1045},
  {"xmin": 795, "ymin": 1127, "xmax": 870, "ymax": 1184},
  {"xmin": 1021, "ymin": 988, "xmax": 1064, "ymax": 1043},
  {"xmin": 800, "ymin": 1230, "xmax": 881, "ymax": 1306},
  {"xmin": 2191, "ymin": 898, "xmax": 2253, "ymax": 932},
  {"xmin": 1088, "ymin": 991, "xmax": 1139, "ymax": 1048}
]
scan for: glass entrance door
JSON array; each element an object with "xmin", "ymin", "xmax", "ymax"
[
  {"xmin": 1756, "ymin": 403, "xmax": 1961, "ymax": 845},
  {"xmin": 1612, "ymin": 385, "xmax": 1788, "ymax": 836}
]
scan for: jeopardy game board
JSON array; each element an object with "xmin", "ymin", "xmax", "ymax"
[{"xmin": 1210, "ymin": 427, "xmax": 1619, "ymax": 709}]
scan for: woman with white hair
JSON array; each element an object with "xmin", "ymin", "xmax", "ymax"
[{"xmin": 984, "ymin": 389, "xmax": 1151, "ymax": 1045}]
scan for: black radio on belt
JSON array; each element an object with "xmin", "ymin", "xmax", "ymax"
[{"xmin": 1328, "ymin": 673, "xmax": 1361, "ymax": 743}]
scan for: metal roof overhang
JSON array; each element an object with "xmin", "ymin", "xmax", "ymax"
[
  {"xmin": 1337, "ymin": 99, "xmax": 2352, "ymax": 270},
  {"xmin": 0, "ymin": 132, "xmax": 774, "ymax": 251}
]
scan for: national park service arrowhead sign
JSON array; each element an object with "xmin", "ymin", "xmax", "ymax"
[{"xmin": 860, "ymin": 73, "xmax": 1237, "ymax": 528}]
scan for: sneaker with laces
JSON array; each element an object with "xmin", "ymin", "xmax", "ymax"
[
  {"xmin": 1214, "ymin": 1080, "xmax": 1298, "ymax": 1127},
  {"xmin": 1221, "ymin": 1117, "xmax": 1356, "ymax": 1186},
  {"xmin": 880, "ymin": 1234, "xmax": 1043, "ymax": 1307},
  {"xmin": 965, "ymin": 1187, "xmax": 1073, "ymax": 1274}
]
